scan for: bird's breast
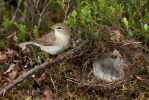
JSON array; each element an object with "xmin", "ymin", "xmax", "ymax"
[{"xmin": 55, "ymin": 33, "xmax": 70, "ymax": 47}]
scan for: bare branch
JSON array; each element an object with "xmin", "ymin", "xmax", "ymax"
[
  {"xmin": 61, "ymin": 0, "xmax": 70, "ymax": 20},
  {"xmin": 37, "ymin": 1, "xmax": 51, "ymax": 29},
  {"xmin": 31, "ymin": 0, "xmax": 51, "ymax": 29},
  {"xmin": 11, "ymin": 0, "xmax": 22, "ymax": 22}
]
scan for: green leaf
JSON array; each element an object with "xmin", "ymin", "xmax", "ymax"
[
  {"xmin": 2, "ymin": 17, "xmax": 12, "ymax": 28},
  {"xmin": 33, "ymin": 25, "xmax": 39, "ymax": 38},
  {"xmin": 86, "ymin": 17, "xmax": 94, "ymax": 23},
  {"xmin": 81, "ymin": 7, "xmax": 87, "ymax": 15},
  {"xmin": 72, "ymin": 10, "xmax": 77, "ymax": 18},
  {"xmin": 122, "ymin": 17, "xmax": 129, "ymax": 29},
  {"xmin": 110, "ymin": 6, "xmax": 115, "ymax": 12},
  {"xmin": 81, "ymin": 15, "xmax": 86, "ymax": 20},
  {"xmin": 88, "ymin": 10, "xmax": 91, "ymax": 15},
  {"xmin": 144, "ymin": 23, "xmax": 148, "ymax": 32},
  {"xmin": 14, "ymin": 22, "xmax": 20, "ymax": 29},
  {"xmin": 85, "ymin": 6, "xmax": 90, "ymax": 11}
]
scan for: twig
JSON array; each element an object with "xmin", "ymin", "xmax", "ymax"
[
  {"xmin": 37, "ymin": 1, "xmax": 51, "ymax": 29},
  {"xmin": 0, "ymin": 35, "xmax": 91, "ymax": 95},
  {"xmin": 32, "ymin": 0, "xmax": 51, "ymax": 29},
  {"xmin": 61, "ymin": 0, "xmax": 70, "ymax": 20},
  {"xmin": 11, "ymin": 0, "xmax": 22, "ymax": 22}
]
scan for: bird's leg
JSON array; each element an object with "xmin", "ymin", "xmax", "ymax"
[{"xmin": 60, "ymin": 48, "xmax": 72, "ymax": 59}]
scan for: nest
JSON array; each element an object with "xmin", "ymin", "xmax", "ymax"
[{"xmin": 66, "ymin": 25, "xmax": 148, "ymax": 91}]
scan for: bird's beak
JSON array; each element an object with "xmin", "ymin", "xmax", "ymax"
[{"xmin": 51, "ymin": 26, "xmax": 54, "ymax": 29}]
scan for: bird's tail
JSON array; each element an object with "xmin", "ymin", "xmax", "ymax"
[{"xmin": 18, "ymin": 41, "xmax": 33, "ymax": 50}]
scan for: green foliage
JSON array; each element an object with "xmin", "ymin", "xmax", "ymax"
[
  {"xmin": 33, "ymin": 25, "xmax": 39, "ymax": 39},
  {"xmin": 144, "ymin": 23, "xmax": 149, "ymax": 32},
  {"xmin": 0, "ymin": 65, "xmax": 5, "ymax": 69},
  {"xmin": 2, "ymin": 17, "xmax": 12, "ymax": 28},
  {"xmin": 1, "ymin": 0, "xmax": 148, "ymax": 42},
  {"xmin": 0, "ymin": 52, "xmax": 6, "ymax": 69},
  {"xmin": 122, "ymin": 17, "xmax": 133, "ymax": 37},
  {"xmin": 65, "ymin": 0, "xmax": 149, "ymax": 42},
  {"xmin": 0, "ymin": 64, "xmax": 6, "ymax": 69},
  {"xmin": 65, "ymin": 0, "xmax": 124, "ymax": 36},
  {"xmin": 32, "ymin": 51, "xmax": 46, "ymax": 64},
  {"xmin": 34, "ymin": 56, "xmax": 42, "ymax": 64},
  {"xmin": 123, "ymin": 0, "xmax": 149, "ymax": 39},
  {"xmin": 0, "ymin": 39, "xmax": 7, "ymax": 48},
  {"xmin": 14, "ymin": 22, "xmax": 26, "ymax": 42},
  {"xmin": 0, "ymin": 1, "xmax": 14, "ymax": 31}
]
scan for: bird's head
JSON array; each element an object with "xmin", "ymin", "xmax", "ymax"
[{"xmin": 51, "ymin": 23, "xmax": 71, "ymax": 36}]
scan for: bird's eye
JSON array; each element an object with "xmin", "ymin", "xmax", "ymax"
[
  {"xmin": 57, "ymin": 27, "xmax": 61, "ymax": 29},
  {"xmin": 111, "ymin": 55, "xmax": 117, "ymax": 59}
]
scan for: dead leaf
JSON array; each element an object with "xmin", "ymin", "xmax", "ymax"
[
  {"xmin": 6, "ymin": 48, "xmax": 20, "ymax": 58},
  {"xmin": 3, "ymin": 64, "xmax": 19, "ymax": 80},
  {"xmin": 36, "ymin": 73, "xmax": 46, "ymax": 87},
  {"xmin": 67, "ymin": 91, "xmax": 74, "ymax": 98},
  {"xmin": 43, "ymin": 89, "xmax": 54, "ymax": 100},
  {"xmin": 0, "ymin": 53, "xmax": 8, "ymax": 63}
]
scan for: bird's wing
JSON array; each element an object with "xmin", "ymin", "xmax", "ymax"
[{"xmin": 34, "ymin": 31, "xmax": 56, "ymax": 46}]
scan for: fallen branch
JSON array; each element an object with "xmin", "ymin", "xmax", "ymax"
[{"xmin": 0, "ymin": 35, "xmax": 92, "ymax": 95}]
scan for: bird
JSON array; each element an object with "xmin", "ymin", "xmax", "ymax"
[
  {"xmin": 93, "ymin": 50, "xmax": 127, "ymax": 82},
  {"xmin": 18, "ymin": 23, "xmax": 71, "ymax": 55}
]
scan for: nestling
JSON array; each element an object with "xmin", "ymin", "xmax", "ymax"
[
  {"xmin": 93, "ymin": 50, "xmax": 127, "ymax": 82},
  {"xmin": 18, "ymin": 23, "xmax": 71, "ymax": 55}
]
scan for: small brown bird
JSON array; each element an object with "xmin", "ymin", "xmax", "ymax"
[{"xmin": 18, "ymin": 23, "xmax": 71, "ymax": 55}]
